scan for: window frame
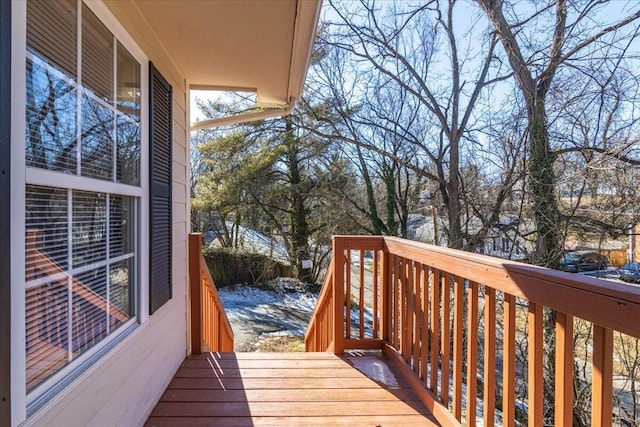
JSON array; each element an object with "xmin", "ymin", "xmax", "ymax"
[{"xmin": 11, "ymin": 0, "xmax": 150, "ymax": 421}]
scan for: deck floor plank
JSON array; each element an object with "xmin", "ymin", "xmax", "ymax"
[{"xmin": 145, "ymin": 352, "xmax": 440, "ymax": 427}]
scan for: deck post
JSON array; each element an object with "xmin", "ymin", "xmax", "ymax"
[
  {"xmin": 333, "ymin": 237, "xmax": 345, "ymax": 354},
  {"xmin": 189, "ymin": 233, "xmax": 203, "ymax": 354}
]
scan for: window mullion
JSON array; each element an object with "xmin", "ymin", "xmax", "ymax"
[
  {"xmin": 76, "ymin": 0, "xmax": 82, "ymax": 177},
  {"xmin": 66, "ymin": 189, "xmax": 73, "ymax": 362},
  {"xmin": 106, "ymin": 195, "xmax": 110, "ymax": 334},
  {"xmin": 112, "ymin": 35, "xmax": 117, "ymax": 182}
]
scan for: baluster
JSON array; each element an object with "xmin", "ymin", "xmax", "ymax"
[
  {"xmin": 413, "ymin": 262, "xmax": 421, "ymax": 375},
  {"xmin": 359, "ymin": 249, "xmax": 365, "ymax": 339},
  {"xmin": 373, "ymin": 250, "xmax": 379, "ymax": 338},
  {"xmin": 404, "ymin": 258, "xmax": 413, "ymax": 363},
  {"xmin": 592, "ymin": 325, "xmax": 613, "ymax": 427},
  {"xmin": 429, "ymin": 267, "xmax": 440, "ymax": 393},
  {"xmin": 452, "ymin": 275, "xmax": 464, "ymax": 420},
  {"xmin": 503, "ymin": 293, "xmax": 516, "ymax": 427},
  {"xmin": 394, "ymin": 255, "xmax": 401, "ymax": 350},
  {"xmin": 466, "ymin": 281, "xmax": 478, "ymax": 427},
  {"xmin": 555, "ymin": 312, "xmax": 574, "ymax": 427},
  {"xmin": 484, "ymin": 286, "xmax": 496, "ymax": 427},
  {"xmin": 346, "ymin": 249, "xmax": 352, "ymax": 339},
  {"xmin": 527, "ymin": 302, "xmax": 543, "ymax": 427},
  {"xmin": 441, "ymin": 272, "xmax": 451, "ymax": 407},
  {"xmin": 420, "ymin": 264, "xmax": 429, "ymax": 381}
]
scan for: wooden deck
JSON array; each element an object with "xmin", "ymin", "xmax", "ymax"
[{"xmin": 146, "ymin": 351, "xmax": 440, "ymax": 426}]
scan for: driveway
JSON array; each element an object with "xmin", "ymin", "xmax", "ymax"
[{"xmin": 218, "ymin": 280, "xmax": 318, "ymax": 351}]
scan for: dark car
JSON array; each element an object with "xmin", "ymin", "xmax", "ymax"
[
  {"xmin": 560, "ymin": 251, "xmax": 610, "ymax": 272},
  {"xmin": 618, "ymin": 262, "xmax": 640, "ymax": 283}
]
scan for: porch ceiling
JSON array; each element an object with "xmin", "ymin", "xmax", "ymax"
[{"xmin": 132, "ymin": 0, "xmax": 322, "ymax": 107}]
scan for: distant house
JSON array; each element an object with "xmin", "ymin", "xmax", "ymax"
[
  {"xmin": 570, "ymin": 240, "xmax": 629, "ymax": 267},
  {"xmin": 414, "ymin": 215, "xmax": 448, "ymax": 246},
  {"xmin": 479, "ymin": 217, "xmax": 532, "ymax": 261}
]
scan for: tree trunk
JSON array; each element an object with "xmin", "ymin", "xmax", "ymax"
[
  {"xmin": 356, "ymin": 143, "xmax": 387, "ymax": 235},
  {"xmin": 383, "ymin": 164, "xmax": 399, "ymax": 236},
  {"xmin": 448, "ymin": 129, "xmax": 463, "ymax": 249},
  {"xmin": 285, "ymin": 118, "xmax": 312, "ymax": 283},
  {"xmin": 527, "ymin": 99, "xmax": 561, "ymax": 266}
]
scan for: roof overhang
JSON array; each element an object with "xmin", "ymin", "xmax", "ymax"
[{"xmin": 131, "ymin": 0, "xmax": 322, "ymax": 128}]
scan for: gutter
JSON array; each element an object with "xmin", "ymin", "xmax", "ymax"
[
  {"xmin": 190, "ymin": 98, "xmax": 296, "ymax": 131},
  {"xmin": 189, "ymin": 0, "xmax": 321, "ymax": 131}
]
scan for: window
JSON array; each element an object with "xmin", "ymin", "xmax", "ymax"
[{"xmin": 25, "ymin": 0, "xmax": 141, "ymax": 396}]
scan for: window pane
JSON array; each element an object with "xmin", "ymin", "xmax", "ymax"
[
  {"xmin": 110, "ymin": 195, "xmax": 134, "ymax": 257},
  {"xmin": 81, "ymin": 94, "xmax": 114, "ymax": 180},
  {"xmin": 72, "ymin": 267, "xmax": 108, "ymax": 355},
  {"xmin": 72, "ymin": 191, "xmax": 106, "ymax": 268},
  {"xmin": 116, "ymin": 117, "xmax": 140, "ymax": 185},
  {"xmin": 27, "ymin": 0, "xmax": 77, "ymax": 80},
  {"xmin": 109, "ymin": 259, "xmax": 134, "ymax": 331},
  {"xmin": 26, "ymin": 58, "xmax": 77, "ymax": 173},
  {"xmin": 26, "ymin": 185, "xmax": 69, "ymax": 272},
  {"xmin": 117, "ymin": 42, "xmax": 140, "ymax": 119},
  {"xmin": 26, "ymin": 280, "xmax": 69, "ymax": 392},
  {"xmin": 81, "ymin": 4, "xmax": 113, "ymax": 103}
]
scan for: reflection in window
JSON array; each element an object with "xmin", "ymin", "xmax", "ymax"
[
  {"xmin": 109, "ymin": 259, "xmax": 133, "ymax": 330},
  {"xmin": 26, "ymin": 58, "xmax": 77, "ymax": 173},
  {"xmin": 26, "ymin": 186, "xmax": 68, "ymax": 272},
  {"xmin": 82, "ymin": 4, "xmax": 113, "ymax": 103},
  {"xmin": 117, "ymin": 41, "xmax": 140, "ymax": 119},
  {"xmin": 25, "ymin": 187, "xmax": 136, "ymax": 392},
  {"xmin": 73, "ymin": 267, "xmax": 108, "ymax": 355},
  {"xmin": 26, "ymin": 0, "xmax": 77, "ymax": 80},
  {"xmin": 72, "ymin": 191, "xmax": 107, "ymax": 268},
  {"xmin": 25, "ymin": 2, "xmax": 140, "ymax": 184},
  {"xmin": 26, "ymin": 280, "xmax": 69, "ymax": 393},
  {"xmin": 117, "ymin": 117, "xmax": 140, "ymax": 185},
  {"xmin": 81, "ymin": 94, "xmax": 114, "ymax": 180},
  {"xmin": 110, "ymin": 195, "xmax": 133, "ymax": 258}
]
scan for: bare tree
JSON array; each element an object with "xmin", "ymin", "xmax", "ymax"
[
  {"xmin": 306, "ymin": 0, "xmax": 515, "ymax": 248},
  {"xmin": 476, "ymin": 0, "xmax": 640, "ymax": 265}
]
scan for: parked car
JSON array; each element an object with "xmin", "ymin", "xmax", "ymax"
[
  {"xmin": 618, "ymin": 262, "xmax": 640, "ymax": 283},
  {"xmin": 560, "ymin": 251, "xmax": 610, "ymax": 272}
]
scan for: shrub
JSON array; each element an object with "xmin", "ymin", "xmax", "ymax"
[{"xmin": 203, "ymin": 247, "xmax": 293, "ymax": 288}]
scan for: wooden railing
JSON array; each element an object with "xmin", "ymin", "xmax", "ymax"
[
  {"xmin": 305, "ymin": 235, "xmax": 640, "ymax": 427},
  {"xmin": 189, "ymin": 233, "xmax": 234, "ymax": 353},
  {"xmin": 305, "ymin": 258, "xmax": 335, "ymax": 352}
]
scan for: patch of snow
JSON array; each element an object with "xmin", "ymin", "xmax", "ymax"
[
  {"xmin": 218, "ymin": 283, "xmax": 318, "ymax": 315},
  {"xmin": 350, "ymin": 357, "xmax": 400, "ymax": 389}
]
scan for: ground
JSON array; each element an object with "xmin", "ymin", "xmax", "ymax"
[{"xmin": 218, "ymin": 278, "xmax": 318, "ymax": 351}]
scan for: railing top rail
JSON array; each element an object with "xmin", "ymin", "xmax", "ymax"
[{"xmin": 333, "ymin": 235, "xmax": 640, "ymax": 338}]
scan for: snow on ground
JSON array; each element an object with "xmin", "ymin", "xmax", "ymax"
[
  {"xmin": 219, "ymin": 280, "xmax": 317, "ymax": 316},
  {"xmin": 218, "ymin": 278, "xmax": 376, "ymax": 351},
  {"xmin": 217, "ymin": 279, "xmax": 319, "ymax": 350}
]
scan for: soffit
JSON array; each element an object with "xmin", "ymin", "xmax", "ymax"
[{"xmin": 132, "ymin": 0, "xmax": 321, "ymax": 107}]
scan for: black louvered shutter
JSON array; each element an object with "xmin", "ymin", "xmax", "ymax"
[{"xmin": 149, "ymin": 62, "xmax": 172, "ymax": 314}]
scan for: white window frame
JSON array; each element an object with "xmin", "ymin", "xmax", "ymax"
[{"xmin": 11, "ymin": 1, "xmax": 150, "ymax": 423}]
